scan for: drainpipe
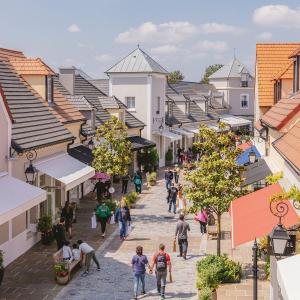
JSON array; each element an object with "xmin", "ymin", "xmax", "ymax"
[{"xmin": 80, "ymin": 119, "xmax": 88, "ymax": 143}]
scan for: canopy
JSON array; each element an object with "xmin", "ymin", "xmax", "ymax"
[
  {"xmin": 68, "ymin": 145, "xmax": 93, "ymax": 165},
  {"xmin": 158, "ymin": 129, "xmax": 181, "ymax": 141},
  {"xmin": 171, "ymin": 128, "xmax": 194, "ymax": 138},
  {"xmin": 127, "ymin": 136, "xmax": 156, "ymax": 150},
  {"xmin": 277, "ymin": 254, "xmax": 300, "ymax": 300},
  {"xmin": 220, "ymin": 114, "xmax": 252, "ymax": 128},
  {"xmin": 183, "ymin": 126, "xmax": 199, "ymax": 134},
  {"xmin": 236, "ymin": 145, "xmax": 261, "ymax": 165},
  {"xmin": 230, "ymin": 183, "xmax": 299, "ymax": 248},
  {"xmin": 34, "ymin": 152, "xmax": 95, "ymax": 191},
  {"xmin": 92, "ymin": 172, "xmax": 110, "ymax": 182},
  {"xmin": 0, "ymin": 172, "xmax": 46, "ymax": 225}
]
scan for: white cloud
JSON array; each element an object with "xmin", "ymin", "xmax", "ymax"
[
  {"xmin": 95, "ymin": 54, "xmax": 113, "ymax": 62},
  {"xmin": 200, "ymin": 22, "xmax": 242, "ymax": 34},
  {"xmin": 193, "ymin": 40, "xmax": 229, "ymax": 53},
  {"xmin": 253, "ymin": 5, "xmax": 300, "ymax": 28},
  {"xmin": 256, "ymin": 32, "xmax": 273, "ymax": 41},
  {"xmin": 78, "ymin": 43, "xmax": 93, "ymax": 49},
  {"xmin": 68, "ymin": 24, "xmax": 81, "ymax": 33},
  {"xmin": 151, "ymin": 45, "xmax": 178, "ymax": 55}
]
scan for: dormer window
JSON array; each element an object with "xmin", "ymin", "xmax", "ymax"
[
  {"xmin": 274, "ymin": 80, "xmax": 282, "ymax": 103},
  {"xmin": 241, "ymin": 73, "xmax": 249, "ymax": 87},
  {"xmin": 46, "ymin": 75, "xmax": 54, "ymax": 103},
  {"xmin": 185, "ymin": 101, "xmax": 191, "ymax": 115}
]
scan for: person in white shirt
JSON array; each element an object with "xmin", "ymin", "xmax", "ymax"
[
  {"xmin": 72, "ymin": 243, "xmax": 81, "ymax": 261},
  {"xmin": 62, "ymin": 241, "xmax": 73, "ymax": 262},
  {"xmin": 77, "ymin": 240, "xmax": 100, "ymax": 276}
]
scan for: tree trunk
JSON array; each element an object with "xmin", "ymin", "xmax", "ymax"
[{"xmin": 217, "ymin": 213, "xmax": 221, "ymax": 256}]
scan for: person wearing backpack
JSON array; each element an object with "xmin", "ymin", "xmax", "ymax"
[
  {"xmin": 133, "ymin": 170, "xmax": 142, "ymax": 194},
  {"xmin": 115, "ymin": 199, "xmax": 131, "ymax": 240},
  {"xmin": 52, "ymin": 217, "xmax": 66, "ymax": 250},
  {"xmin": 96, "ymin": 202, "xmax": 112, "ymax": 238},
  {"xmin": 150, "ymin": 244, "xmax": 172, "ymax": 300}
]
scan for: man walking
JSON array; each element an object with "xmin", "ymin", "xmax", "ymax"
[
  {"xmin": 175, "ymin": 214, "xmax": 190, "ymax": 259},
  {"xmin": 164, "ymin": 168, "xmax": 173, "ymax": 190},
  {"xmin": 52, "ymin": 217, "xmax": 66, "ymax": 250},
  {"xmin": 150, "ymin": 244, "xmax": 172, "ymax": 300},
  {"xmin": 77, "ymin": 240, "xmax": 101, "ymax": 276},
  {"xmin": 121, "ymin": 173, "xmax": 130, "ymax": 194},
  {"xmin": 168, "ymin": 183, "xmax": 178, "ymax": 214}
]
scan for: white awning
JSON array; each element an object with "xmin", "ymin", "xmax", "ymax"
[
  {"xmin": 171, "ymin": 128, "xmax": 194, "ymax": 138},
  {"xmin": 34, "ymin": 152, "xmax": 95, "ymax": 191},
  {"xmin": 183, "ymin": 126, "xmax": 199, "ymax": 134},
  {"xmin": 220, "ymin": 114, "xmax": 252, "ymax": 128},
  {"xmin": 277, "ymin": 254, "xmax": 300, "ymax": 300},
  {"xmin": 0, "ymin": 172, "xmax": 46, "ymax": 225},
  {"xmin": 158, "ymin": 129, "xmax": 181, "ymax": 141}
]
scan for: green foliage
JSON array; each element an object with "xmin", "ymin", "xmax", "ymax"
[
  {"xmin": 258, "ymin": 236, "xmax": 269, "ymax": 257},
  {"xmin": 137, "ymin": 148, "xmax": 159, "ymax": 172},
  {"xmin": 54, "ymin": 262, "xmax": 68, "ymax": 277},
  {"xmin": 104, "ymin": 200, "xmax": 118, "ymax": 213},
  {"xmin": 0, "ymin": 250, "xmax": 3, "ymax": 269},
  {"xmin": 147, "ymin": 172, "xmax": 157, "ymax": 185},
  {"xmin": 266, "ymin": 172, "xmax": 283, "ymax": 185},
  {"xmin": 265, "ymin": 256, "xmax": 270, "ymax": 280},
  {"xmin": 198, "ymin": 287, "xmax": 213, "ymax": 300},
  {"xmin": 197, "ymin": 265, "xmax": 220, "ymax": 290},
  {"xmin": 37, "ymin": 215, "xmax": 52, "ymax": 233},
  {"xmin": 92, "ymin": 116, "xmax": 132, "ymax": 177},
  {"xmin": 200, "ymin": 64, "xmax": 224, "ymax": 84},
  {"xmin": 168, "ymin": 70, "xmax": 184, "ymax": 83},
  {"xmin": 165, "ymin": 148, "xmax": 173, "ymax": 162},
  {"xmin": 124, "ymin": 191, "xmax": 139, "ymax": 207}
]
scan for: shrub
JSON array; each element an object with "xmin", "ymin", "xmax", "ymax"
[
  {"xmin": 125, "ymin": 191, "xmax": 139, "ymax": 207},
  {"xmin": 54, "ymin": 262, "xmax": 68, "ymax": 277},
  {"xmin": 147, "ymin": 172, "xmax": 157, "ymax": 185},
  {"xmin": 165, "ymin": 149, "xmax": 173, "ymax": 162},
  {"xmin": 198, "ymin": 287, "xmax": 213, "ymax": 300},
  {"xmin": 137, "ymin": 148, "xmax": 159, "ymax": 172},
  {"xmin": 105, "ymin": 200, "xmax": 118, "ymax": 213},
  {"xmin": 37, "ymin": 215, "xmax": 52, "ymax": 233},
  {"xmin": 197, "ymin": 265, "xmax": 220, "ymax": 290}
]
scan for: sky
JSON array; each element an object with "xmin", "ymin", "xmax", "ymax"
[{"xmin": 1, "ymin": 0, "xmax": 300, "ymax": 81}]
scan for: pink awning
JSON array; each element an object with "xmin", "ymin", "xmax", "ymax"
[{"xmin": 230, "ymin": 183, "xmax": 299, "ymax": 248}]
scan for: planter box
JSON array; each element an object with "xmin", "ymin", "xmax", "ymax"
[{"xmin": 56, "ymin": 275, "xmax": 69, "ymax": 285}]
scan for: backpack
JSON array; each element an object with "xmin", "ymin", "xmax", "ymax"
[
  {"xmin": 96, "ymin": 205, "xmax": 109, "ymax": 219},
  {"xmin": 134, "ymin": 176, "xmax": 142, "ymax": 185},
  {"xmin": 156, "ymin": 253, "xmax": 167, "ymax": 272}
]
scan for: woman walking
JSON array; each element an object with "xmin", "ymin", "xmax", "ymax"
[
  {"xmin": 177, "ymin": 184, "xmax": 186, "ymax": 213},
  {"xmin": 131, "ymin": 246, "xmax": 151, "ymax": 299},
  {"xmin": 173, "ymin": 164, "xmax": 180, "ymax": 184},
  {"xmin": 96, "ymin": 202, "xmax": 112, "ymax": 238},
  {"xmin": 195, "ymin": 208, "xmax": 208, "ymax": 234},
  {"xmin": 61, "ymin": 200, "xmax": 73, "ymax": 239},
  {"xmin": 133, "ymin": 170, "xmax": 142, "ymax": 194},
  {"xmin": 115, "ymin": 198, "xmax": 131, "ymax": 240}
]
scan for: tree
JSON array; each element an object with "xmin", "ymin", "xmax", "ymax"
[
  {"xmin": 92, "ymin": 116, "xmax": 132, "ymax": 178},
  {"xmin": 168, "ymin": 70, "xmax": 184, "ymax": 83},
  {"xmin": 137, "ymin": 147, "xmax": 159, "ymax": 172},
  {"xmin": 185, "ymin": 123, "xmax": 245, "ymax": 255},
  {"xmin": 200, "ymin": 64, "xmax": 224, "ymax": 84}
]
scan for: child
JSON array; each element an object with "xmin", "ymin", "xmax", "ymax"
[
  {"xmin": 62, "ymin": 241, "xmax": 73, "ymax": 262},
  {"xmin": 72, "ymin": 243, "xmax": 81, "ymax": 261}
]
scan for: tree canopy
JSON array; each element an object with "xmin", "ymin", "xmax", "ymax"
[
  {"xmin": 168, "ymin": 70, "xmax": 184, "ymax": 83},
  {"xmin": 92, "ymin": 116, "xmax": 132, "ymax": 177},
  {"xmin": 200, "ymin": 64, "xmax": 224, "ymax": 84}
]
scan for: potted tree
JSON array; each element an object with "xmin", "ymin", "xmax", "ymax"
[
  {"xmin": 147, "ymin": 172, "xmax": 157, "ymax": 186},
  {"xmin": 165, "ymin": 149, "xmax": 173, "ymax": 166},
  {"xmin": 0, "ymin": 250, "xmax": 4, "ymax": 286},
  {"xmin": 54, "ymin": 262, "xmax": 69, "ymax": 285},
  {"xmin": 37, "ymin": 215, "xmax": 53, "ymax": 245}
]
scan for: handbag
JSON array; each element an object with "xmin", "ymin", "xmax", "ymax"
[
  {"xmin": 109, "ymin": 214, "xmax": 115, "ymax": 225},
  {"xmin": 91, "ymin": 214, "xmax": 97, "ymax": 229}
]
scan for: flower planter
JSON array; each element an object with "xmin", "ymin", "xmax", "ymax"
[
  {"xmin": 148, "ymin": 180, "xmax": 156, "ymax": 186},
  {"xmin": 56, "ymin": 275, "xmax": 69, "ymax": 285},
  {"xmin": 41, "ymin": 231, "xmax": 53, "ymax": 245},
  {"xmin": 0, "ymin": 268, "xmax": 4, "ymax": 286}
]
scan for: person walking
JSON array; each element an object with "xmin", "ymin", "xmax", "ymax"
[
  {"xmin": 164, "ymin": 168, "xmax": 173, "ymax": 190},
  {"xmin": 61, "ymin": 200, "xmax": 73, "ymax": 239},
  {"xmin": 173, "ymin": 164, "xmax": 180, "ymax": 184},
  {"xmin": 177, "ymin": 146, "xmax": 182, "ymax": 165},
  {"xmin": 131, "ymin": 246, "xmax": 151, "ymax": 299},
  {"xmin": 121, "ymin": 173, "xmax": 131, "ymax": 194},
  {"xmin": 95, "ymin": 202, "xmax": 112, "ymax": 238},
  {"xmin": 77, "ymin": 240, "xmax": 101, "ymax": 276},
  {"xmin": 133, "ymin": 170, "xmax": 142, "ymax": 194},
  {"xmin": 175, "ymin": 214, "xmax": 190, "ymax": 259},
  {"xmin": 52, "ymin": 217, "xmax": 66, "ymax": 250},
  {"xmin": 168, "ymin": 183, "xmax": 178, "ymax": 214},
  {"xmin": 93, "ymin": 179, "xmax": 106, "ymax": 201},
  {"xmin": 177, "ymin": 184, "xmax": 186, "ymax": 213},
  {"xmin": 150, "ymin": 244, "xmax": 172, "ymax": 300},
  {"xmin": 115, "ymin": 199, "xmax": 131, "ymax": 240},
  {"xmin": 195, "ymin": 208, "xmax": 208, "ymax": 234}
]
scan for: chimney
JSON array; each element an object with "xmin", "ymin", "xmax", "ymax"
[
  {"xmin": 91, "ymin": 110, "xmax": 96, "ymax": 131},
  {"xmin": 58, "ymin": 67, "xmax": 76, "ymax": 95}
]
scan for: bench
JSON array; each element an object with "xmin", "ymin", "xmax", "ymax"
[
  {"xmin": 207, "ymin": 225, "xmax": 218, "ymax": 240},
  {"xmin": 53, "ymin": 249, "xmax": 85, "ymax": 282}
]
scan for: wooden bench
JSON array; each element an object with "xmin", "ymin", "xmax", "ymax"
[{"xmin": 53, "ymin": 249, "xmax": 85, "ymax": 282}]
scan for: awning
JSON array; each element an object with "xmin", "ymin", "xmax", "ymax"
[
  {"xmin": 277, "ymin": 254, "xmax": 300, "ymax": 300},
  {"xmin": 0, "ymin": 172, "xmax": 46, "ymax": 225},
  {"xmin": 236, "ymin": 145, "xmax": 261, "ymax": 165},
  {"xmin": 242, "ymin": 159, "xmax": 272, "ymax": 187},
  {"xmin": 158, "ymin": 129, "xmax": 181, "ymax": 141},
  {"xmin": 171, "ymin": 128, "xmax": 194, "ymax": 138},
  {"xmin": 183, "ymin": 126, "xmax": 199, "ymax": 134},
  {"xmin": 220, "ymin": 114, "xmax": 252, "ymax": 128},
  {"xmin": 34, "ymin": 152, "xmax": 95, "ymax": 191},
  {"xmin": 127, "ymin": 136, "xmax": 156, "ymax": 151},
  {"xmin": 68, "ymin": 145, "xmax": 93, "ymax": 165},
  {"xmin": 237, "ymin": 142, "xmax": 252, "ymax": 151},
  {"xmin": 230, "ymin": 183, "xmax": 299, "ymax": 248}
]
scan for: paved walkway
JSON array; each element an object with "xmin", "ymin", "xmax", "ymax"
[{"xmin": 55, "ymin": 173, "xmax": 204, "ymax": 300}]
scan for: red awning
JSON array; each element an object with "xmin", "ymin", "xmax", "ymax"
[
  {"xmin": 238, "ymin": 142, "xmax": 252, "ymax": 151},
  {"xmin": 230, "ymin": 183, "xmax": 299, "ymax": 248}
]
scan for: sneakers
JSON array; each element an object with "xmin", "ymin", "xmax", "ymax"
[
  {"xmin": 141, "ymin": 291, "xmax": 146, "ymax": 295},
  {"xmin": 97, "ymin": 267, "xmax": 101, "ymax": 271},
  {"xmin": 82, "ymin": 271, "xmax": 89, "ymax": 277},
  {"xmin": 102, "ymin": 233, "xmax": 105, "ymax": 238}
]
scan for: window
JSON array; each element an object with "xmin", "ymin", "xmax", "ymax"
[
  {"xmin": 240, "ymin": 94, "xmax": 249, "ymax": 109},
  {"xmin": 126, "ymin": 97, "xmax": 135, "ymax": 110},
  {"xmin": 156, "ymin": 96, "xmax": 160, "ymax": 114},
  {"xmin": 241, "ymin": 73, "xmax": 249, "ymax": 87},
  {"xmin": 46, "ymin": 75, "xmax": 54, "ymax": 103},
  {"xmin": 185, "ymin": 101, "xmax": 191, "ymax": 115}
]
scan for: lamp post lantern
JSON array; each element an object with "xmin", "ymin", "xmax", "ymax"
[
  {"xmin": 269, "ymin": 224, "xmax": 290, "ymax": 257},
  {"xmin": 248, "ymin": 150, "xmax": 256, "ymax": 164},
  {"xmin": 88, "ymin": 139, "xmax": 95, "ymax": 150},
  {"xmin": 24, "ymin": 150, "xmax": 37, "ymax": 185},
  {"xmin": 158, "ymin": 124, "xmax": 164, "ymax": 133}
]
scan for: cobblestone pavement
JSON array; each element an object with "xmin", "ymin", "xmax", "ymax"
[{"xmin": 55, "ymin": 174, "xmax": 204, "ymax": 300}]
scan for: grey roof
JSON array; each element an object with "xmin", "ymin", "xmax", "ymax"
[
  {"xmin": 98, "ymin": 96, "xmax": 120, "ymax": 109},
  {"xmin": 0, "ymin": 60, "xmax": 74, "ymax": 152},
  {"xmin": 68, "ymin": 145, "xmax": 93, "ymax": 165},
  {"xmin": 209, "ymin": 58, "xmax": 253, "ymax": 79},
  {"xmin": 89, "ymin": 79, "xmax": 109, "ymax": 95},
  {"xmin": 169, "ymin": 81, "xmax": 216, "ymax": 97},
  {"xmin": 166, "ymin": 93, "xmax": 187, "ymax": 103},
  {"xmin": 66, "ymin": 95, "xmax": 93, "ymax": 111},
  {"xmin": 106, "ymin": 48, "xmax": 168, "ymax": 74},
  {"xmin": 127, "ymin": 136, "xmax": 156, "ymax": 151},
  {"xmin": 189, "ymin": 101, "xmax": 214, "ymax": 122}
]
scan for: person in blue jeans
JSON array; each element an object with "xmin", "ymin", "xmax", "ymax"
[
  {"xmin": 164, "ymin": 168, "xmax": 173, "ymax": 190},
  {"xmin": 168, "ymin": 184, "xmax": 178, "ymax": 214},
  {"xmin": 133, "ymin": 170, "xmax": 142, "ymax": 194},
  {"xmin": 115, "ymin": 199, "xmax": 131, "ymax": 240},
  {"xmin": 131, "ymin": 246, "xmax": 151, "ymax": 299}
]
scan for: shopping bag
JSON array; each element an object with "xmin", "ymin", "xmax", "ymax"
[
  {"xmin": 109, "ymin": 214, "xmax": 115, "ymax": 225},
  {"xmin": 169, "ymin": 272, "xmax": 173, "ymax": 283},
  {"xmin": 91, "ymin": 214, "xmax": 97, "ymax": 229},
  {"xmin": 172, "ymin": 239, "xmax": 176, "ymax": 252}
]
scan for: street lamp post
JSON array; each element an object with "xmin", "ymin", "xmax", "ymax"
[
  {"xmin": 24, "ymin": 150, "xmax": 37, "ymax": 185},
  {"xmin": 252, "ymin": 239, "xmax": 258, "ymax": 300},
  {"xmin": 248, "ymin": 150, "xmax": 256, "ymax": 164}
]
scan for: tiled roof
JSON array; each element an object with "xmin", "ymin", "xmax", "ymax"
[
  {"xmin": 169, "ymin": 81, "xmax": 216, "ymax": 96},
  {"xmin": 288, "ymin": 46, "xmax": 300, "ymax": 58},
  {"xmin": 0, "ymin": 48, "xmax": 26, "ymax": 60},
  {"xmin": 66, "ymin": 95, "xmax": 93, "ymax": 111},
  {"xmin": 98, "ymin": 96, "xmax": 120, "ymax": 109},
  {"xmin": 273, "ymin": 61, "xmax": 294, "ymax": 80},
  {"xmin": 106, "ymin": 48, "xmax": 168, "ymax": 74},
  {"xmin": 256, "ymin": 43, "xmax": 300, "ymax": 107},
  {"xmin": 273, "ymin": 121, "xmax": 300, "ymax": 173},
  {"xmin": 89, "ymin": 79, "xmax": 109, "ymax": 95},
  {"xmin": 261, "ymin": 92, "xmax": 300, "ymax": 130},
  {"xmin": 0, "ymin": 60, "xmax": 74, "ymax": 152},
  {"xmin": 9, "ymin": 58, "xmax": 55, "ymax": 75},
  {"xmin": 189, "ymin": 101, "xmax": 212, "ymax": 122},
  {"xmin": 127, "ymin": 136, "xmax": 156, "ymax": 150}
]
